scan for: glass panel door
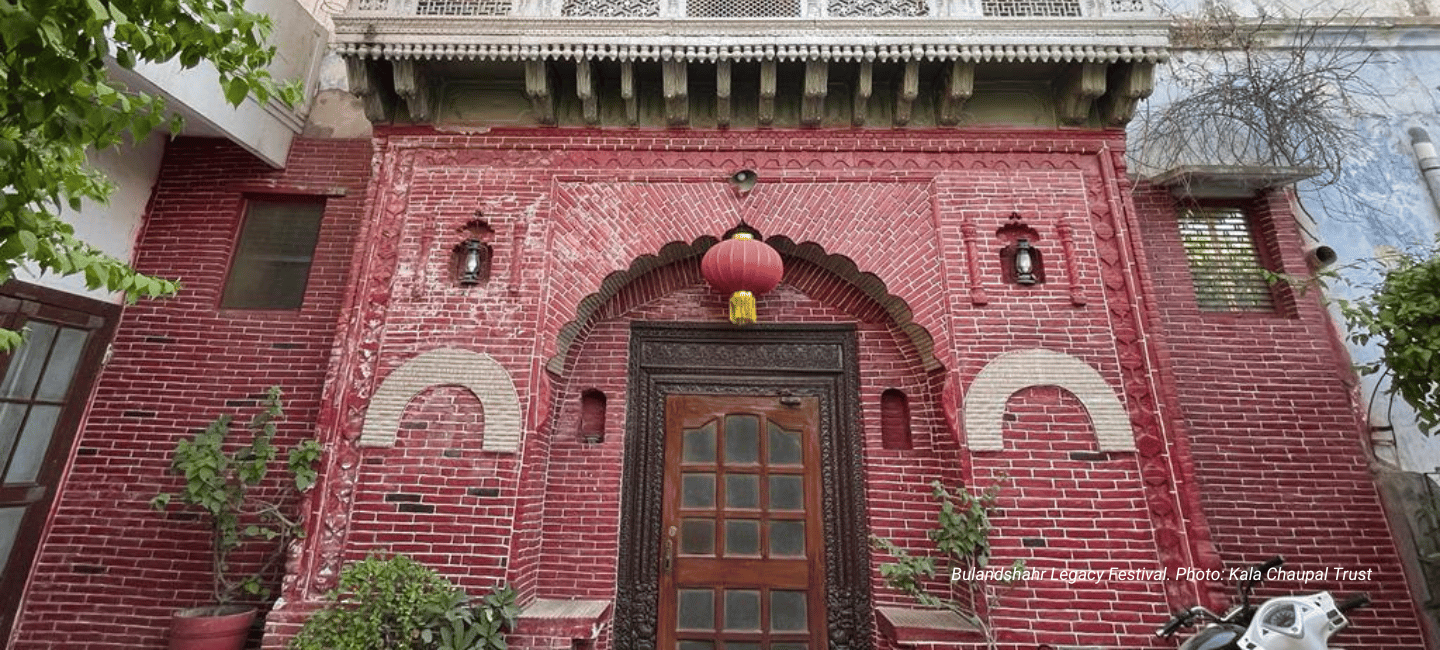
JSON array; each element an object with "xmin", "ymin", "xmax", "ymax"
[{"xmin": 660, "ymin": 395, "xmax": 826, "ymax": 650}]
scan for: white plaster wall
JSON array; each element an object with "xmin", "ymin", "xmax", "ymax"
[{"xmin": 16, "ymin": 135, "xmax": 165, "ymax": 304}]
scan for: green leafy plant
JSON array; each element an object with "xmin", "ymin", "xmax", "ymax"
[
  {"xmin": 151, "ymin": 386, "xmax": 322, "ymax": 608},
  {"xmin": 871, "ymin": 479, "xmax": 1022, "ymax": 649},
  {"xmin": 1326, "ymin": 239, "xmax": 1440, "ymax": 435},
  {"xmin": 0, "ymin": 0, "xmax": 305, "ymax": 348},
  {"xmin": 289, "ymin": 554, "xmax": 518, "ymax": 650}
]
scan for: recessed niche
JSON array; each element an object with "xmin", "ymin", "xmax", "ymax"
[
  {"xmin": 880, "ymin": 389, "xmax": 913, "ymax": 450},
  {"xmin": 579, "ymin": 389, "xmax": 607, "ymax": 443}
]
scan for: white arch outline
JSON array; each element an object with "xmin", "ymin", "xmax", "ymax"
[
  {"xmin": 963, "ymin": 349, "xmax": 1134, "ymax": 452},
  {"xmin": 359, "ymin": 348, "xmax": 522, "ymax": 453}
]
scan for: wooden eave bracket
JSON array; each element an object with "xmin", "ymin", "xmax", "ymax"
[
  {"xmin": 1100, "ymin": 61, "xmax": 1154, "ymax": 126},
  {"xmin": 664, "ymin": 60, "xmax": 689, "ymax": 126},
  {"xmin": 345, "ymin": 57, "xmax": 390, "ymax": 123},
  {"xmin": 392, "ymin": 59, "xmax": 432, "ymax": 122},
  {"xmin": 525, "ymin": 60, "xmax": 557, "ymax": 125},
  {"xmin": 1056, "ymin": 61, "xmax": 1107, "ymax": 125},
  {"xmin": 802, "ymin": 60, "xmax": 829, "ymax": 126},
  {"xmin": 938, "ymin": 61, "xmax": 975, "ymax": 127}
]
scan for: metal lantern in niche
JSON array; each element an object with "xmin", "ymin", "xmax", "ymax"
[
  {"xmin": 998, "ymin": 213, "xmax": 1045, "ymax": 286},
  {"xmin": 1013, "ymin": 238, "xmax": 1038, "ymax": 285},
  {"xmin": 453, "ymin": 218, "xmax": 495, "ymax": 286},
  {"xmin": 700, "ymin": 230, "xmax": 784, "ymax": 326}
]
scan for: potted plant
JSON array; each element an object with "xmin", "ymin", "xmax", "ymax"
[{"xmin": 151, "ymin": 386, "xmax": 322, "ymax": 650}]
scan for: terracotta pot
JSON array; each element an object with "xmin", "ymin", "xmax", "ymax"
[{"xmin": 169, "ymin": 605, "xmax": 257, "ymax": 650}]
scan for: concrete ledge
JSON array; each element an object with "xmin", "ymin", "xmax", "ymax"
[
  {"xmin": 875, "ymin": 606, "xmax": 985, "ymax": 645},
  {"xmin": 514, "ymin": 598, "xmax": 612, "ymax": 640}
]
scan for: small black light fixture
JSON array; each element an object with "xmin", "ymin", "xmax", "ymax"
[
  {"xmin": 1013, "ymin": 238, "xmax": 1038, "ymax": 285},
  {"xmin": 455, "ymin": 238, "xmax": 490, "ymax": 286}
]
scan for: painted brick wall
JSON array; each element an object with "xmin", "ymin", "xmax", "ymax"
[
  {"xmin": 18, "ymin": 128, "xmax": 1427, "ymax": 650},
  {"xmin": 11, "ymin": 137, "xmax": 372, "ymax": 650},
  {"xmin": 1131, "ymin": 185, "xmax": 1427, "ymax": 647}
]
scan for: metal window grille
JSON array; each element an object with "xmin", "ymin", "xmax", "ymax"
[
  {"xmin": 1178, "ymin": 207, "xmax": 1275, "ymax": 312},
  {"xmin": 686, "ymin": 0, "xmax": 802, "ymax": 17},
  {"xmin": 980, "ymin": 0, "xmax": 1080, "ymax": 16},
  {"xmin": 417, "ymin": 0, "xmax": 510, "ymax": 14}
]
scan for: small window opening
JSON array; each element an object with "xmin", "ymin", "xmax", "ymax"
[
  {"xmin": 221, "ymin": 199, "xmax": 326, "ymax": 309},
  {"xmin": 1178, "ymin": 206, "xmax": 1275, "ymax": 312},
  {"xmin": 579, "ymin": 389, "xmax": 607, "ymax": 443},
  {"xmin": 880, "ymin": 389, "xmax": 912, "ymax": 450}
]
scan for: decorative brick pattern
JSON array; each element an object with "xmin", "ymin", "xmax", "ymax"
[
  {"xmin": 963, "ymin": 348, "xmax": 1134, "ymax": 452},
  {"xmin": 12, "ymin": 129, "xmax": 1426, "ymax": 650},
  {"xmin": 360, "ymin": 347, "xmax": 522, "ymax": 452}
]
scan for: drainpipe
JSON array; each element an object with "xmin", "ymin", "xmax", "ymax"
[{"xmin": 1408, "ymin": 127, "xmax": 1440, "ymax": 220}]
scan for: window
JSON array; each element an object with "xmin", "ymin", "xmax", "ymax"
[
  {"xmin": 1178, "ymin": 206, "xmax": 1275, "ymax": 312},
  {"xmin": 221, "ymin": 199, "xmax": 326, "ymax": 309},
  {"xmin": 0, "ymin": 283, "xmax": 116, "ymax": 641}
]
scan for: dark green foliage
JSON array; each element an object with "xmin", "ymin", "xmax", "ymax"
[
  {"xmin": 289, "ymin": 555, "xmax": 518, "ymax": 650},
  {"xmin": 0, "ymin": 0, "xmax": 301, "ymax": 347},
  {"xmin": 151, "ymin": 387, "xmax": 322, "ymax": 604},
  {"xmin": 1336, "ymin": 241, "xmax": 1440, "ymax": 434}
]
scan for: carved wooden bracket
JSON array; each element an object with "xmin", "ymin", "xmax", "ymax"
[
  {"xmin": 717, "ymin": 61, "xmax": 733, "ymax": 127},
  {"xmin": 392, "ymin": 60, "xmax": 432, "ymax": 122},
  {"xmin": 895, "ymin": 61, "xmax": 920, "ymax": 126},
  {"xmin": 663, "ymin": 60, "xmax": 688, "ymax": 126},
  {"xmin": 802, "ymin": 60, "xmax": 829, "ymax": 126},
  {"xmin": 576, "ymin": 59, "xmax": 599, "ymax": 125},
  {"xmin": 1057, "ymin": 61, "xmax": 1107, "ymax": 125},
  {"xmin": 852, "ymin": 62, "xmax": 873, "ymax": 127},
  {"xmin": 1101, "ymin": 61, "xmax": 1155, "ymax": 126},
  {"xmin": 345, "ymin": 57, "xmax": 390, "ymax": 123},
  {"xmin": 621, "ymin": 61, "xmax": 638, "ymax": 126},
  {"xmin": 524, "ymin": 60, "xmax": 556, "ymax": 125},
  {"xmin": 759, "ymin": 60, "xmax": 778, "ymax": 126}
]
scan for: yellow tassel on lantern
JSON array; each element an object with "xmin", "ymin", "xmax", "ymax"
[{"xmin": 729, "ymin": 290, "xmax": 757, "ymax": 326}]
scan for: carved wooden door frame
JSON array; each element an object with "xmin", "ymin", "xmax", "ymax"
[{"xmin": 615, "ymin": 323, "xmax": 873, "ymax": 650}]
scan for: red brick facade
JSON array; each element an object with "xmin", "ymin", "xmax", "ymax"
[{"xmin": 10, "ymin": 129, "xmax": 1428, "ymax": 649}]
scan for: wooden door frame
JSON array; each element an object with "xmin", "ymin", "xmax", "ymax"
[
  {"xmin": 0, "ymin": 280, "xmax": 119, "ymax": 642},
  {"xmin": 615, "ymin": 323, "xmax": 873, "ymax": 650}
]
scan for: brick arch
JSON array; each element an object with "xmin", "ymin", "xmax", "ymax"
[
  {"xmin": 963, "ymin": 348, "xmax": 1134, "ymax": 452},
  {"xmin": 545, "ymin": 236, "xmax": 942, "ymax": 377},
  {"xmin": 359, "ymin": 347, "xmax": 522, "ymax": 453}
]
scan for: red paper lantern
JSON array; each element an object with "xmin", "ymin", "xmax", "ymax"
[{"xmin": 700, "ymin": 232, "xmax": 784, "ymax": 325}]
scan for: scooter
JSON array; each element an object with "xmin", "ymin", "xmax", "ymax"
[{"xmin": 1155, "ymin": 556, "xmax": 1370, "ymax": 650}]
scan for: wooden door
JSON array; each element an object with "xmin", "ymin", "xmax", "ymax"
[{"xmin": 658, "ymin": 394, "xmax": 827, "ymax": 650}]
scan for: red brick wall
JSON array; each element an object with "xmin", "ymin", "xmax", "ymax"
[
  {"xmin": 18, "ymin": 128, "xmax": 1426, "ymax": 650},
  {"xmin": 1132, "ymin": 185, "xmax": 1426, "ymax": 647},
  {"xmin": 10, "ymin": 137, "xmax": 372, "ymax": 650}
]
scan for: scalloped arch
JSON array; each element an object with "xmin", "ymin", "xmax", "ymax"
[{"xmin": 545, "ymin": 236, "xmax": 942, "ymax": 377}]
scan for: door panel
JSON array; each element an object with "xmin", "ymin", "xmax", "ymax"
[{"xmin": 660, "ymin": 395, "xmax": 827, "ymax": 650}]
